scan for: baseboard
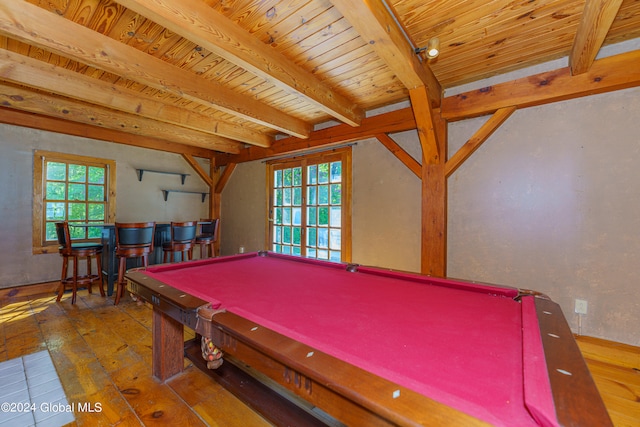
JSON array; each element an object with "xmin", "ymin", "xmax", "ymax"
[
  {"xmin": 0, "ymin": 281, "xmax": 58, "ymax": 302},
  {"xmin": 575, "ymin": 335, "xmax": 640, "ymax": 369}
]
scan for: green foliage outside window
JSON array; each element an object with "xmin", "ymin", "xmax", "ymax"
[
  {"xmin": 272, "ymin": 160, "xmax": 343, "ymax": 261},
  {"xmin": 43, "ymin": 160, "xmax": 107, "ymax": 241}
]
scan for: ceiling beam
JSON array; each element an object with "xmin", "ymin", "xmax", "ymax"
[
  {"xmin": 0, "ymin": 49, "xmax": 272, "ymax": 148},
  {"xmin": 0, "ymin": 0, "xmax": 311, "ymax": 138},
  {"xmin": 221, "ymin": 48, "xmax": 640, "ymax": 165},
  {"xmin": 0, "ymin": 107, "xmax": 217, "ymax": 158},
  {"xmin": 570, "ymin": 0, "xmax": 624, "ymax": 75},
  {"xmin": 329, "ymin": 0, "xmax": 441, "ymax": 107},
  {"xmin": 215, "ymin": 107, "xmax": 417, "ymax": 165},
  {"xmin": 409, "ymin": 85, "xmax": 440, "ymax": 165},
  {"xmin": 0, "ymin": 82, "xmax": 243, "ymax": 153},
  {"xmin": 442, "ymin": 49, "xmax": 640, "ymax": 121},
  {"xmin": 116, "ymin": 0, "xmax": 364, "ymax": 127}
]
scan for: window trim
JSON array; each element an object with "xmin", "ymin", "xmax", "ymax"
[
  {"xmin": 266, "ymin": 147, "xmax": 352, "ymax": 262},
  {"xmin": 32, "ymin": 150, "xmax": 116, "ymax": 254}
]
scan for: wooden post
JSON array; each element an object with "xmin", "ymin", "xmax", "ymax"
[
  {"xmin": 410, "ymin": 86, "xmax": 448, "ymax": 277},
  {"xmin": 152, "ymin": 309, "xmax": 185, "ymax": 381}
]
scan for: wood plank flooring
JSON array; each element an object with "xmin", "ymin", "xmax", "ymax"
[
  {"xmin": 0, "ymin": 289, "xmax": 272, "ymax": 427},
  {"xmin": 1, "ymin": 287, "xmax": 638, "ymax": 426},
  {"xmin": 576, "ymin": 336, "xmax": 640, "ymax": 427}
]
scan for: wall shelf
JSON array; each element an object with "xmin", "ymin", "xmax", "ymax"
[
  {"xmin": 161, "ymin": 190, "xmax": 208, "ymax": 203},
  {"xmin": 137, "ymin": 169, "xmax": 189, "ymax": 185}
]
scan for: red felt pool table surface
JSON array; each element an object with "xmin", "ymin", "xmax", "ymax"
[{"xmin": 130, "ymin": 252, "xmax": 611, "ymax": 426}]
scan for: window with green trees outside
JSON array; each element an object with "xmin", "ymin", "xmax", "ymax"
[
  {"xmin": 33, "ymin": 151, "xmax": 116, "ymax": 253},
  {"xmin": 267, "ymin": 148, "xmax": 351, "ymax": 263}
]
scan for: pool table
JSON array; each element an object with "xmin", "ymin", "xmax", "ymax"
[{"xmin": 125, "ymin": 251, "xmax": 612, "ymax": 427}]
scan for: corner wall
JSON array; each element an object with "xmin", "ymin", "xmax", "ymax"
[
  {"xmin": 0, "ymin": 125, "xmax": 208, "ymax": 288},
  {"xmin": 447, "ymin": 86, "xmax": 640, "ymax": 346}
]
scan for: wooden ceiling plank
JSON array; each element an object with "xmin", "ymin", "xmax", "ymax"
[
  {"xmin": 266, "ymin": 2, "xmax": 337, "ymax": 52},
  {"xmin": 441, "ymin": 49, "xmax": 640, "ymax": 120},
  {"xmin": 0, "ymin": 106, "xmax": 215, "ymax": 158},
  {"xmin": 116, "ymin": 0, "xmax": 364, "ymax": 127},
  {"xmin": 444, "ymin": 106, "xmax": 517, "ymax": 177},
  {"xmin": 412, "ymin": 0, "xmax": 583, "ymax": 50},
  {"xmin": 0, "ymin": 82, "xmax": 242, "ymax": 153},
  {"xmin": 0, "ymin": 0, "xmax": 311, "ymax": 138},
  {"xmin": 0, "ymin": 48, "xmax": 273, "ymax": 147},
  {"xmin": 375, "ymin": 133, "xmax": 421, "ymax": 178},
  {"xmin": 329, "ymin": 0, "xmax": 442, "ymax": 106},
  {"xmin": 289, "ymin": 15, "xmax": 353, "ymax": 60},
  {"xmin": 570, "ymin": 0, "xmax": 624, "ymax": 75}
]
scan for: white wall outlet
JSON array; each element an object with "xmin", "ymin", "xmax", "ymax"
[{"xmin": 574, "ymin": 299, "xmax": 588, "ymax": 315}]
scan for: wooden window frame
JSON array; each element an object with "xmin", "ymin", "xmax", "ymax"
[
  {"xmin": 266, "ymin": 147, "xmax": 352, "ymax": 263},
  {"xmin": 32, "ymin": 150, "xmax": 116, "ymax": 254}
]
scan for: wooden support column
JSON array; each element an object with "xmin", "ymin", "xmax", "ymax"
[
  {"xmin": 420, "ymin": 112, "xmax": 447, "ymax": 277},
  {"xmin": 182, "ymin": 153, "xmax": 222, "ymax": 252},
  {"xmin": 410, "ymin": 86, "xmax": 447, "ymax": 277},
  {"xmin": 209, "ymin": 157, "xmax": 221, "ymax": 218},
  {"xmin": 213, "ymin": 162, "xmax": 237, "ymax": 255}
]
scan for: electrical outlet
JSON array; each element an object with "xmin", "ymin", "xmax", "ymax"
[{"xmin": 575, "ymin": 299, "xmax": 588, "ymax": 315}]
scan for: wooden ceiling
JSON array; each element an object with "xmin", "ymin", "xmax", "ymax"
[{"xmin": 0, "ymin": 0, "xmax": 639, "ymax": 157}]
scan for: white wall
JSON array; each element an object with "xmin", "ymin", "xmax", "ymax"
[{"xmin": 0, "ymin": 125, "xmax": 208, "ymax": 287}]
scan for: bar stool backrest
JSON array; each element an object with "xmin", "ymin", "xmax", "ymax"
[
  {"xmin": 199, "ymin": 218, "xmax": 220, "ymax": 239},
  {"xmin": 171, "ymin": 221, "xmax": 197, "ymax": 243},
  {"xmin": 115, "ymin": 222, "xmax": 156, "ymax": 251},
  {"xmin": 55, "ymin": 221, "xmax": 72, "ymax": 252}
]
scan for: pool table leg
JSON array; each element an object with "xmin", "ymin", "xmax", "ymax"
[{"xmin": 152, "ymin": 308, "xmax": 185, "ymax": 381}]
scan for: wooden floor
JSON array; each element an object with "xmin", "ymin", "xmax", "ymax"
[
  {"xmin": 0, "ymin": 288, "xmax": 272, "ymax": 427},
  {"xmin": 1, "ymin": 287, "xmax": 638, "ymax": 427},
  {"xmin": 576, "ymin": 335, "xmax": 640, "ymax": 427}
]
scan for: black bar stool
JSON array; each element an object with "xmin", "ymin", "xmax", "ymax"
[
  {"xmin": 162, "ymin": 221, "xmax": 197, "ymax": 263},
  {"xmin": 114, "ymin": 222, "xmax": 156, "ymax": 305},
  {"xmin": 55, "ymin": 221, "xmax": 105, "ymax": 304},
  {"xmin": 195, "ymin": 218, "xmax": 219, "ymax": 258}
]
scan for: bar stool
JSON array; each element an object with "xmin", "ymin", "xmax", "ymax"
[
  {"xmin": 114, "ymin": 222, "xmax": 155, "ymax": 305},
  {"xmin": 162, "ymin": 221, "xmax": 197, "ymax": 263},
  {"xmin": 55, "ymin": 221, "xmax": 105, "ymax": 305},
  {"xmin": 195, "ymin": 218, "xmax": 219, "ymax": 258}
]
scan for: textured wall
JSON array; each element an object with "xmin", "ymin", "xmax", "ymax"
[
  {"xmin": 220, "ymin": 161, "xmax": 267, "ymax": 256},
  {"xmin": 447, "ymin": 87, "xmax": 640, "ymax": 346},
  {"xmin": 351, "ymin": 135, "xmax": 422, "ymax": 271}
]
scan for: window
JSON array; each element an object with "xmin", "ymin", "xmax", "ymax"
[
  {"xmin": 267, "ymin": 148, "xmax": 351, "ymax": 262},
  {"xmin": 33, "ymin": 151, "xmax": 116, "ymax": 254}
]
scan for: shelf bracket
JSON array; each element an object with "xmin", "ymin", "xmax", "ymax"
[
  {"xmin": 162, "ymin": 190, "xmax": 208, "ymax": 203},
  {"xmin": 137, "ymin": 169, "xmax": 189, "ymax": 185}
]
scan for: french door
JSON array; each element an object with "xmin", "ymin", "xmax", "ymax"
[{"xmin": 267, "ymin": 148, "xmax": 351, "ymax": 262}]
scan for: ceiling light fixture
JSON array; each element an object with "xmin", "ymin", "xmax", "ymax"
[{"xmin": 415, "ymin": 37, "xmax": 440, "ymax": 60}]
